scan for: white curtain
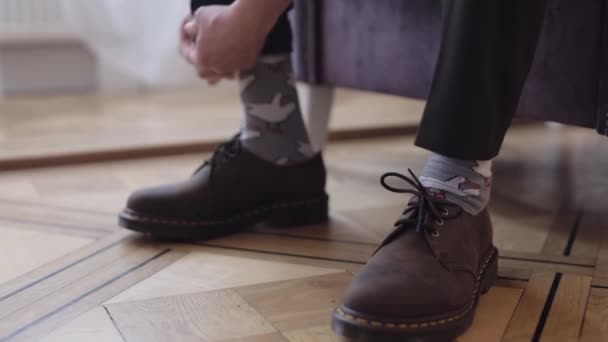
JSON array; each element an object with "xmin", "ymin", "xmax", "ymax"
[{"xmin": 62, "ymin": 0, "xmax": 198, "ymax": 87}]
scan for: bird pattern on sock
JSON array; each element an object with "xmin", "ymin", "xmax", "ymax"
[
  {"xmin": 239, "ymin": 55, "xmax": 313, "ymax": 165},
  {"xmin": 420, "ymin": 154, "xmax": 493, "ymax": 215}
]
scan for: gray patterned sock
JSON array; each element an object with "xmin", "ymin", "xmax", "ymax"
[
  {"xmin": 238, "ymin": 55, "xmax": 314, "ymax": 166},
  {"xmin": 419, "ymin": 153, "xmax": 493, "ymax": 215}
]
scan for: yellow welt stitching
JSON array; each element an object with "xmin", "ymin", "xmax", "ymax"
[
  {"xmin": 336, "ymin": 248, "xmax": 496, "ymax": 330},
  {"xmin": 125, "ymin": 198, "xmax": 323, "ymax": 225}
]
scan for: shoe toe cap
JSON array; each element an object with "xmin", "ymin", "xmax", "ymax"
[
  {"xmin": 125, "ymin": 184, "xmax": 185, "ymax": 218},
  {"xmin": 340, "ymin": 267, "xmax": 472, "ymax": 321}
]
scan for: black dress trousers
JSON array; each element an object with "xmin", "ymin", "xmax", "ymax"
[
  {"xmin": 190, "ymin": 0, "xmax": 292, "ymax": 55},
  {"xmin": 415, "ymin": 0, "xmax": 548, "ymax": 160}
]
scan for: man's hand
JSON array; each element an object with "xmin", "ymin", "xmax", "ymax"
[
  {"xmin": 179, "ymin": 14, "xmax": 195, "ymax": 60},
  {"xmin": 179, "ymin": 13, "xmax": 228, "ymax": 84},
  {"xmin": 180, "ymin": 1, "xmax": 290, "ymax": 83}
]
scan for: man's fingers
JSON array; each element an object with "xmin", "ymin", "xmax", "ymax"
[
  {"xmin": 186, "ymin": 49, "xmax": 198, "ymax": 66},
  {"xmin": 180, "ymin": 15, "xmax": 194, "ymax": 40},
  {"xmin": 179, "ymin": 14, "xmax": 196, "ymax": 59},
  {"xmin": 197, "ymin": 68, "xmax": 234, "ymax": 81},
  {"xmin": 181, "ymin": 44, "xmax": 227, "ymax": 80},
  {"xmin": 207, "ymin": 77, "xmax": 221, "ymax": 85},
  {"xmin": 184, "ymin": 21, "xmax": 197, "ymax": 38},
  {"xmin": 206, "ymin": 72, "xmax": 236, "ymax": 85},
  {"xmin": 179, "ymin": 40, "xmax": 194, "ymax": 61},
  {"xmin": 197, "ymin": 66, "xmax": 222, "ymax": 79}
]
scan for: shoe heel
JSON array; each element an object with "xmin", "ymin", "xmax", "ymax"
[
  {"xmin": 480, "ymin": 248, "xmax": 498, "ymax": 294},
  {"xmin": 267, "ymin": 197, "xmax": 329, "ymax": 227}
]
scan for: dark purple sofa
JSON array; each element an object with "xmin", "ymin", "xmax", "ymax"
[{"xmin": 292, "ymin": 0, "xmax": 608, "ymax": 136}]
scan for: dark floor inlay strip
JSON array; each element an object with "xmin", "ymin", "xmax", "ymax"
[
  {"xmin": 498, "ymin": 255, "xmax": 594, "ymax": 268},
  {"xmin": 0, "ymin": 198, "xmax": 113, "ymax": 216},
  {"xmin": 0, "ymin": 249, "xmax": 171, "ymax": 342},
  {"xmin": 563, "ymin": 209, "xmax": 584, "ymax": 256},
  {"xmin": 252, "ymin": 231, "xmax": 378, "ymax": 246},
  {"xmin": 0, "ymin": 216, "xmax": 112, "ymax": 235},
  {"xmin": 103, "ymin": 306, "xmax": 128, "ymax": 342},
  {"xmin": 531, "ymin": 273, "xmax": 562, "ymax": 342},
  {"xmin": 198, "ymin": 243, "xmax": 366, "ymax": 265},
  {"xmin": 0, "ymin": 238, "xmax": 129, "ymax": 303}
]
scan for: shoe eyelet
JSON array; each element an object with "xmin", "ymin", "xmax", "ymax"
[
  {"xmin": 436, "ymin": 219, "xmax": 444, "ymax": 226},
  {"xmin": 441, "ymin": 208, "xmax": 449, "ymax": 216},
  {"xmin": 432, "ymin": 230, "xmax": 440, "ymax": 238}
]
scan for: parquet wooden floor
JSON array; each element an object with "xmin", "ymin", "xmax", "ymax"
[
  {"xmin": 0, "ymin": 123, "xmax": 606, "ymax": 341},
  {"xmin": 0, "ymin": 85, "xmax": 422, "ymax": 170}
]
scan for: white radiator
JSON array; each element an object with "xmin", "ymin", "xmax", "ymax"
[{"xmin": 0, "ymin": 0, "xmax": 76, "ymax": 43}]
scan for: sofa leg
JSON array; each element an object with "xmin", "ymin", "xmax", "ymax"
[{"xmin": 298, "ymin": 84, "xmax": 335, "ymax": 152}]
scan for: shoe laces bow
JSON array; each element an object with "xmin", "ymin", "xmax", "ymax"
[{"xmin": 375, "ymin": 169, "xmax": 463, "ymax": 252}]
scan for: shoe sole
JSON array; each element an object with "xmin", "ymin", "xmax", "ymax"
[
  {"xmin": 331, "ymin": 246, "xmax": 499, "ymax": 342},
  {"xmin": 118, "ymin": 194, "xmax": 329, "ymax": 240}
]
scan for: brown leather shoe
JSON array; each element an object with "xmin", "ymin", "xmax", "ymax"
[
  {"xmin": 119, "ymin": 135, "xmax": 328, "ymax": 240},
  {"xmin": 332, "ymin": 170, "xmax": 497, "ymax": 342}
]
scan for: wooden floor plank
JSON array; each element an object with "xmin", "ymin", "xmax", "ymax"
[
  {"xmin": 0, "ymin": 226, "xmax": 92, "ymax": 285},
  {"xmin": 168, "ymin": 243, "xmax": 364, "ymax": 274},
  {"xmin": 499, "ymin": 259, "xmax": 593, "ymax": 281},
  {"xmin": 0, "ymin": 125, "xmax": 604, "ymax": 341},
  {"xmin": 38, "ymin": 307, "xmax": 124, "ymax": 342},
  {"xmin": 540, "ymin": 203, "xmax": 579, "ymax": 256},
  {"xmin": 0, "ymin": 198, "xmax": 118, "ymax": 240},
  {"xmin": 106, "ymin": 250, "xmax": 342, "ymax": 305},
  {"xmin": 590, "ymin": 213, "xmax": 608, "ymax": 288},
  {"xmin": 0, "ymin": 246, "xmax": 184, "ymax": 342},
  {"xmin": 0, "ymin": 239, "xmax": 159, "ymax": 319},
  {"xmin": 282, "ymin": 325, "xmax": 343, "ymax": 342},
  {"xmin": 569, "ymin": 212, "xmax": 603, "ymax": 260},
  {"xmin": 593, "ymin": 249, "xmax": 608, "ymax": 288},
  {"xmin": 0, "ymin": 199, "xmax": 117, "ymax": 239},
  {"xmin": 223, "ymin": 333, "xmax": 288, "ymax": 342},
  {"xmin": 0, "ymin": 87, "xmax": 422, "ymax": 170},
  {"xmin": 458, "ymin": 287, "xmax": 523, "ymax": 342},
  {"xmin": 0, "ymin": 217, "xmax": 106, "ymax": 240},
  {"xmin": 502, "ymin": 273, "xmax": 555, "ymax": 342},
  {"xmin": 204, "ymin": 231, "xmax": 595, "ymax": 282},
  {"xmin": 203, "ymin": 232, "xmax": 375, "ymax": 264},
  {"xmin": 0, "ymin": 195, "xmax": 118, "ymax": 235},
  {"xmin": 236, "ymin": 273, "xmax": 352, "ymax": 332},
  {"xmin": 580, "ymin": 287, "xmax": 608, "ymax": 342},
  {"xmin": 491, "ymin": 198, "xmax": 564, "ymax": 256},
  {"xmin": 0, "ymin": 231, "xmax": 131, "ymax": 318},
  {"xmin": 499, "ymin": 251, "xmax": 596, "ymax": 268},
  {"xmin": 255, "ymin": 212, "xmax": 382, "ymax": 246},
  {"xmin": 540, "ymin": 274, "xmax": 592, "ymax": 342},
  {"xmin": 106, "ymin": 289, "xmax": 276, "ymax": 342}
]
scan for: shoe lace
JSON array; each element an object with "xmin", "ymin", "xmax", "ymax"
[
  {"xmin": 194, "ymin": 134, "xmax": 242, "ymax": 175},
  {"xmin": 375, "ymin": 169, "xmax": 463, "ymax": 253}
]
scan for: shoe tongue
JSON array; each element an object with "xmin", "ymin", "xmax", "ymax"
[
  {"xmin": 402, "ymin": 196, "xmax": 438, "ymax": 228},
  {"xmin": 377, "ymin": 215, "xmax": 438, "ymax": 259},
  {"xmin": 378, "ymin": 199, "xmax": 427, "ymax": 243}
]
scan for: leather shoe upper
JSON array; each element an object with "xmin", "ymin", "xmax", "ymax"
[
  {"xmin": 126, "ymin": 136, "xmax": 326, "ymax": 220},
  {"xmin": 340, "ymin": 170, "xmax": 494, "ymax": 321}
]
